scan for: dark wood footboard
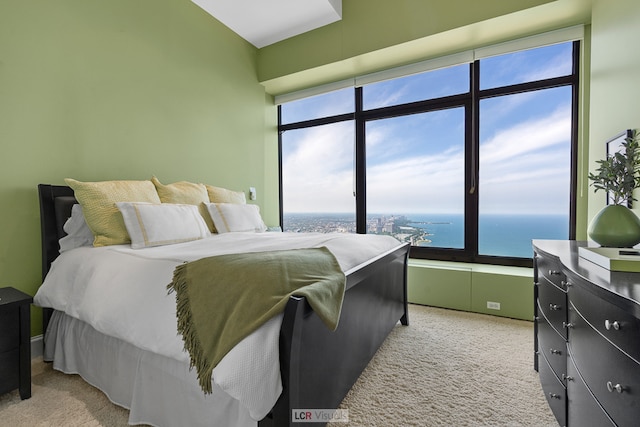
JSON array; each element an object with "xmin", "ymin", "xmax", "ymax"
[{"xmin": 260, "ymin": 243, "xmax": 410, "ymax": 427}]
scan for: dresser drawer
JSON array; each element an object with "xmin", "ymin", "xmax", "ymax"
[
  {"xmin": 569, "ymin": 283, "xmax": 640, "ymax": 363},
  {"xmin": 569, "ymin": 308, "xmax": 640, "ymax": 427},
  {"xmin": 0, "ymin": 348, "xmax": 19, "ymax": 395},
  {"xmin": 536, "ymin": 254, "xmax": 567, "ymax": 290},
  {"xmin": 537, "ymin": 307, "xmax": 567, "ymax": 383},
  {"xmin": 0, "ymin": 306, "xmax": 19, "ymax": 353},
  {"xmin": 567, "ymin": 350, "xmax": 616, "ymax": 427},
  {"xmin": 538, "ymin": 350, "xmax": 566, "ymax": 427},
  {"xmin": 538, "ymin": 279, "xmax": 568, "ymax": 339}
]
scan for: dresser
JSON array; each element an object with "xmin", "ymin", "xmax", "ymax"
[
  {"xmin": 0, "ymin": 287, "xmax": 32, "ymax": 399},
  {"xmin": 533, "ymin": 240, "xmax": 640, "ymax": 427}
]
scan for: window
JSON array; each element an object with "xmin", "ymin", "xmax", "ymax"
[
  {"xmin": 280, "ymin": 87, "xmax": 354, "ymax": 125},
  {"xmin": 281, "ymin": 121, "xmax": 355, "ymax": 232},
  {"xmin": 279, "ymin": 40, "xmax": 579, "ymax": 267},
  {"xmin": 363, "ymin": 64, "xmax": 469, "ymax": 109},
  {"xmin": 479, "ymin": 42, "xmax": 574, "ymax": 89},
  {"xmin": 478, "ymin": 87, "xmax": 572, "ymax": 258},
  {"xmin": 365, "ymin": 109, "xmax": 466, "ymax": 249}
]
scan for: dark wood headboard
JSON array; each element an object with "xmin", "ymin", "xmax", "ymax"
[
  {"xmin": 38, "ymin": 184, "xmax": 76, "ymax": 281},
  {"xmin": 38, "ymin": 184, "xmax": 77, "ymax": 335}
]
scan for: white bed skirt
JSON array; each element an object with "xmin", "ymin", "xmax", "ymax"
[{"xmin": 44, "ymin": 311, "xmax": 258, "ymax": 427}]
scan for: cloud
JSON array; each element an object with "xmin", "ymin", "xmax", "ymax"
[
  {"xmin": 367, "ymin": 102, "xmax": 571, "ymax": 213},
  {"xmin": 282, "ymin": 122, "xmax": 355, "ymax": 212},
  {"xmin": 364, "ymin": 83, "xmax": 410, "ymax": 109},
  {"xmin": 478, "ymin": 104, "xmax": 572, "ymax": 213},
  {"xmin": 282, "ymin": 103, "xmax": 572, "ymax": 214},
  {"xmin": 281, "ymin": 43, "xmax": 574, "ymax": 215},
  {"xmin": 480, "ymin": 104, "xmax": 571, "ymax": 165},
  {"xmin": 523, "ymin": 48, "xmax": 573, "ymax": 82},
  {"xmin": 481, "ymin": 42, "xmax": 572, "ymax": 88},
  {"xmin": 366, "ymin": 149, "xmax": 465, "ymax": 213},
  {"xmin": 282, "ymin": 89, "xmax": 353, "ymax": 124}
]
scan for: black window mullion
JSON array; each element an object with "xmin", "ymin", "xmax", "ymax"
[
  {"xmin": 468, "ymin": 61, "xmax": 480, "ymax": 261},
  {"xmin": 279, "ymin": 112, "xmax": 354, "ymax": 132},
  {"xmin": 569, "ymin": 40, "xmax": 580, "ymax": 240},
  {"xmin": 355, "ymin": 87, "xmax": 367, "ymax": 234},
  {"xmin": 478, "ymin": 74, "xmax": 576, "ymax": 100},
  {"xmin": 360, "ymin": 93, "xmax": 470, "ymax": 121},
  {"xmin": 277, "ymin": 105, "xmax": 284, "ymax": 229}
]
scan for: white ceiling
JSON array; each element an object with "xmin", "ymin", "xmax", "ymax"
[{"xmin": 191, "ymin": 0, "xmax": 342, "ymax": 48}]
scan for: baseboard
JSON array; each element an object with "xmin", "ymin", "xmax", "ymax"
[{"xmin": 31, "ymin": 334, "xmax": 43, "ymax": 359}]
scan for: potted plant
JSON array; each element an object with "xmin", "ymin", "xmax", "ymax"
[{"xmin": 588, "ymin": 129, "xmax": 640, "ymax": 247}]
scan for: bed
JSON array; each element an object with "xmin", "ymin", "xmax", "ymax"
[{"xmin": 35, "ymin": 183, "xmax": 410, "ymax": 427}]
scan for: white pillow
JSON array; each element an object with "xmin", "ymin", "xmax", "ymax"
[
  {"xmin": 59, "ymin": 204, "xmax": 95, "ymax": 252},
  {"xmin": 117, "ymin": 202, "xmax": 210, "ymax": 249},
  {"xmin": 206, "ymin": 203, "xmax": 267, "ymax": 233}
]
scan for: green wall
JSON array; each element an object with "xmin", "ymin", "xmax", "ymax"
[
  {"xmin": 588, "ymin": 0, "xmax": 640, "ymax": 222},
  {"xmin": 258, "ymin": 0, "xmax": 590, "ymax": 95},
  {"xmin": 0, "ymin": 0, "xmax": 273, "ymax": 335},
  {"xmin": 258, "ymin": 0, "xmax": 554, "ymax": 88},
  {"xmin": 408, "ymin": 260, "xmax": 533, "ymax": 320}
]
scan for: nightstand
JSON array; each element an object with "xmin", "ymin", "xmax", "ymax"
[{"xmin": 0, "ymin": 287, "xmax": 32, "ymax": 399}]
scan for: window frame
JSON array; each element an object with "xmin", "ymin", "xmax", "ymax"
[{"xmin": 278, "ymin": 41, "xmax": 580, "ymax": 268}]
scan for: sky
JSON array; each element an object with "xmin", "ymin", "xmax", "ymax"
[{"xmin": 281, "ymin": 42, "xmax": 574, "ymax": 216}]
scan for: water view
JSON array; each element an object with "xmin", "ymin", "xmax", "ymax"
[{"xmin": 283, "ymin": 213, "xmax": 569, "ymax": 258}]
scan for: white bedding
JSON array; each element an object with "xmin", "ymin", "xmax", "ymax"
[{"xmin": 34, "ymin": 231, "xmax": 401, "ymax": 421}]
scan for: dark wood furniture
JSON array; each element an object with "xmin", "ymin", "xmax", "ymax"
[
  {"xmin": 0, "ymin": 286, "xmax": 32, "ymax": 400},
  {"xmin": 38, "ymin": 183, "xmax": 410, "ymax": 426},
  {"xmin": 533, "ymin": 240, "xmax": 640, "ymax": 427}
]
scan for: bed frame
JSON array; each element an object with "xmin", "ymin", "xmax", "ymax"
[{"xmin": 38, "ymin": 183, "xmax": 410, "ymax": 427}]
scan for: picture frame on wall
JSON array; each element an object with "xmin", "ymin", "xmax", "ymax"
[{"xmin": 606, "ymin": 129, "xmax": 635, "ymax": 207}]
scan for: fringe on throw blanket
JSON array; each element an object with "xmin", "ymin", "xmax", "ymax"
[{"xmin": 167, "ymin": 247, "xmax": 346, "ymax": 394}]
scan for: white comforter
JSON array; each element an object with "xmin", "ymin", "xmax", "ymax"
[{"xmin": 34, "ymin": 231, "xmax": 401, "ymax": 420}]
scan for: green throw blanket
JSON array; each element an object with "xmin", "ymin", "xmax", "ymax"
[{"xmin": 166, "ymin": 246, "xmax": 346, "ymax": 394}]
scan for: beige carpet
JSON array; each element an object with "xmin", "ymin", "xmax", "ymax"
[{"xmin": 0, "ymin": 305, "xmax": 557, "ymax": 427}]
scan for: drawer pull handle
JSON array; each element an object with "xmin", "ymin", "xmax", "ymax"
[
  {"xmin": 548, "ymin": 393, "xmax": 562, "ymax": 399},
  {"xmin": 605, "ymin": 320, "xmax": 621, "ymax": 331},
  {"xmin": 563, "ymin": 322, "xmax": 574, "ymax": 329},
  {"xmin": 550, "ymin": 348, "xmax": 562, "ymax": 356},
  {"xmin": 562, "ymin": 374, "xmax": 574, "ymax": 382},
  {"xmin": 607, "ymin": 381, "xmax": 624, "ymax": 393},
  {"xmin": 549, "ymin": 303, "xmax": 562, "ymax": 311},
  {"xmin": 549, "ymin": 270, "xmax": 561, "ymax": 276}
]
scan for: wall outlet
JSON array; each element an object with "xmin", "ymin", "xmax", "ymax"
[
  {"xmin": 487, "ymin": 301, "xmax": 501, "ymax": 310},
  {"xmin": 249, "ymin": 187, "xmax": 257, "ymax": 200}
]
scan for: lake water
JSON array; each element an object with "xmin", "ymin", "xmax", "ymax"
[{"xmin": 407, "ymin": 213, "xmax": 568, "ymax": 258}]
